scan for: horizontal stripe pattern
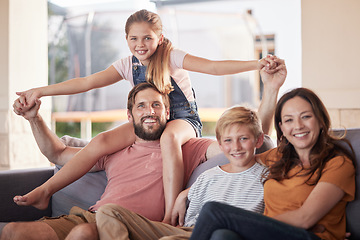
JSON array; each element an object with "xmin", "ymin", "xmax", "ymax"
[{"xmin": 184, "ymin": 163, "xmax": 266, "ymax": 227}]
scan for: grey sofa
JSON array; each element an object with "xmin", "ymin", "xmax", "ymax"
[{"xmin": 0, "ymin": 130, "xmax": 359, "ymax": 239}]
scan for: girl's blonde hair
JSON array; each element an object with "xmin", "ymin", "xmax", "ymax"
[
  {"xmin": 215, "ymin": 106, "xmax": 263, "ymax": 142},
  {"xmin": 125, "ymin": 9, "xmax": 173, "ymax": 95}
]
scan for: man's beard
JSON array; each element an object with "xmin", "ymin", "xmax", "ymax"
[{"xmin": 133, "ymin": 116, "xmax": 167, "ymax": 141}]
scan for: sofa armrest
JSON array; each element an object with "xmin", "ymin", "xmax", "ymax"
[{"xmin": 0, "ymin": 167, "xmax": 54, "ymax": 222}]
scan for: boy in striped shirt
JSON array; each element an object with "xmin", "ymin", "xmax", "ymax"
[{"xmin": 180, "ymin": 106, "xmax": 266, "ymax": 228}]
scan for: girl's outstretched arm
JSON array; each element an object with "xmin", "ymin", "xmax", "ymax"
[
  {"xmin": 16, "ymin": 65, "xmax": 122, "ymax": 111},
  {"xmin": 182, "ymin": 53, "xmax": 276, "ymax": 76}
]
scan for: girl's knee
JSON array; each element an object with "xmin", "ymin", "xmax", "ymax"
[{"xmin": 160, "ymin": 129, "xmax": 177, "ymax": 144}]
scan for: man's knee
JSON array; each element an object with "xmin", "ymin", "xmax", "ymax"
[
  {"xmin": 66, "ymin": 223, "xmax": 98, "ymax": 240},
  {"xmin": 1, "ymin": 222, "xmax": 18, "ymax": 239},
  {"xmin": 2, "ymin": 222, "xmax": 34, "ymax": 240},
  {"xmin": 1, "ymin": 222, "xmax": 57, "ymax": 240}
]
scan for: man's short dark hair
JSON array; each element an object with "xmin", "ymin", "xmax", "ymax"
[{"xmin": 127, "ymin": 82, "xmax": 170, "ymax": 112}]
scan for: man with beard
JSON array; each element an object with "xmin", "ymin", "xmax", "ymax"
[{"xmin": 2, "ymin": 83, "xmax": 218, "ymax": 240}]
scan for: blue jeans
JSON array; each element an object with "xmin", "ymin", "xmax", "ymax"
[
  {"xmin": 190, "ymin": 202, "xmax": 321, "ymax": 240},
  {"xmin": 210, "ymin": 229, "xmax": 243, "ymax": 240}
]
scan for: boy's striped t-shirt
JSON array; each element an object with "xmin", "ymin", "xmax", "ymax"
[{"xmin": 184, "ymin": 162, "xmax": 266, "ymax": 227}]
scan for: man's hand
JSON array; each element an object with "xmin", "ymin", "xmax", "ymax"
[
  {"xmin": 13, "ymin": 185, "xmax": 51, "ymax": 210},
  {"xmin": 13, "ymin": 96, "xmax": 41, "ymax": 120}
]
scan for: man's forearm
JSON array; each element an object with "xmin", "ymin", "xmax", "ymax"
[{"xmin": 28, "ymin": 114, "xmax": 68, "ymax": 165}]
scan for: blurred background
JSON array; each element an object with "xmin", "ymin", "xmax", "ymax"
[{"xmin": 1, "ymin": 0, "xmax": 359, "ymax": 169}]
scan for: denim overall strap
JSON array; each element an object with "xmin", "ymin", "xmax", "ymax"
[
  {"xmin": 132, "ymin": 56, "xmax": 147, "ymax": 85},
  {"xmin": 131, "ymin": 56, "xmax": 202, "ymax": 136}
]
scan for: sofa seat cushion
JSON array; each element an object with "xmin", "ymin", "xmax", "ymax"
[{"xmin": 51, "ymin": 165, "xmax": 107, "ymax": 216}]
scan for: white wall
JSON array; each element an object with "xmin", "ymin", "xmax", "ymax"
[{"xmin": 0, "ymin": 0, "xmax": 50, "ymax": 170}]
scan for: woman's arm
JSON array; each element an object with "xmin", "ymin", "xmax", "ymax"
[
  {"xmin": 273, "ymin": 182, "xmax": 345, "ymax": 229},
  {"xmin": 257, "ymin": 58, "xmax": 286, "ymax": 135}
]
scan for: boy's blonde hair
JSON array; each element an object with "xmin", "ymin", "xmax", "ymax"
[
  {"xmin": 125, "ymin": 9, "xmax": 173, "ymax": 95},
  {"xmin": 215, "ymin": 106, "xmax": 263, "ymax": 142}
]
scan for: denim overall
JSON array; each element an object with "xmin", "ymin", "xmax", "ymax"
[{"xmin": 132, "ymin": 56, "xmax": 202, "ymax": 136}]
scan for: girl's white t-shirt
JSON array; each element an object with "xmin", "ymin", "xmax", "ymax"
[{"xmin": 112, "ymin": 48, "xmax": 195, "ymax": 102}]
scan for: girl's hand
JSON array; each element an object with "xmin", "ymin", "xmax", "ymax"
[
  {"xmin": 16, "ymin": 88, "xmax": 42, "ymax": 110},
  {"xmin": 258, "ymin": 54, "xmax": 277, "ymax": 71},
  {"xmin": 260, "ymin": 57, "xmax": 287, "ymax": 91}
]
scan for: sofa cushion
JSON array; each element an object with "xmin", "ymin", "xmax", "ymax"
[
  {"xmin": 51, "ymin": 165, "xmax": 107, "ymax": 216},
  {"xmin": 60, "ymin": 135, "xmax": 89, "ymax": 147},
  {"xmin": 333, "ymin": 128, "xmax": 360, "ymax": 240},
  {"xmin": 0, "ymin": 167, "xmax": 53, "ymax": 222}
]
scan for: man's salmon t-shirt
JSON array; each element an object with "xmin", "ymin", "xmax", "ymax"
[{"xmin": 88, "ymin": 138, "xmax": 214, "ymax": 221}]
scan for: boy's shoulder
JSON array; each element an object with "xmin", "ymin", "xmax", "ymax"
[{"xmin": 198, "ymin": 165, "xmax": 222, "ymax": 179}]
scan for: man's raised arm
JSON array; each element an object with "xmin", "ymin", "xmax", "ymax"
[{"xmin": 13, "ymin": 97, "xmax": 80, "ymax": 166}]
